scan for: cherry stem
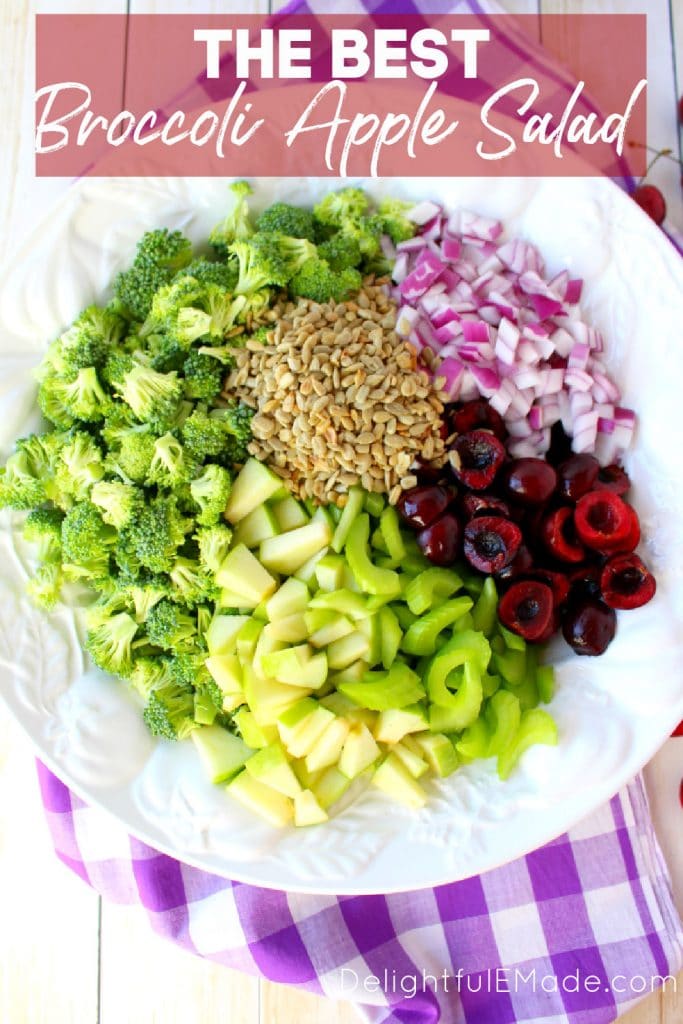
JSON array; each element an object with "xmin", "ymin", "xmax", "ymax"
[{"xmin": 627, "ymin": 141, "xmax": 681, "ymax": 184}]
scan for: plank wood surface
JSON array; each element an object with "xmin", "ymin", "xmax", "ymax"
[{"xmin": 1, "ymin": 0, "xmax": 681, "ymax": 1022}]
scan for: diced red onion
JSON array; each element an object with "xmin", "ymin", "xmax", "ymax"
[
  {"xmin": 395, "ymin": 305, "xmax": 422, "ymax": 338},
  {"xmin": 434, "ymin": 357, "xmax": 465, "ymax": 401},
  {"xmin": 408, "ymin": 200, "xmax": 442, "ymax": 226}
]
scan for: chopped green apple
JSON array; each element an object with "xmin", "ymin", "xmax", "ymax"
[
  {"xmin": 245, "ymin": 742, "xmax": 302, "ymax": 798},
  {"xmin": 327, "ymin": 632, "xmax": 370, "ymax": 671},
  {"xmin": 265, "ymin": 577, "xmax": 310, "ymax": 621},
  {"xmin": 304, "ymin": 717, "xmax": 351, "ymax": 772},
  {"xmin": 267, "ymin": 614, "xmax": 309, "ymax": 643},
  {"xmin": 216, "ymin": 544, "xmax": 278, "ymax": 606},
  {"xmin": 338, "ymin": 723, "xmax": 380, "ymax": 779},
  {"xmin": 219, "ymin": 589, "xmax": 254, "ymax": 611},
  {"xmin": 233, "ymin": 503, "xmax": 280, "ymax": 548},
  {"xmin": 261, "ymin": 644, "xmax": 311, "ymax": 683},
  {"xmin": 391, "ymin": 741, "xmax": 429, "ymax": 780},
  {"xmin": 309, "ymin": 588, "xmax": 368, "ymax": 620},
  {"xmin": 224, "ymin": 458, "xmax": 284, "ymax": 524},
  {"xmin": 372, "ymin": 754, "xmax": 427, "ymax": 809},
  {"xmin": 292, "ymin": 758, "xmax": 323, "ymax": 790},
  {"xmin": 271, "ymin": 495, "xmax": 309, "ymax": 532},
  {"xmin": 315, "ymin": 554, "xmax": 346, "ymax": 592},
  {"xmin": 283, "ymin": 706, "xmax": 336, "ymax": 759},
  {"xmin": 235, "ymin": 618, "xmax": 264, "ymax": 662},
  {"xmin": 293, "ymin": 546, "xmax": 330, "ymax": 586},
  {"xmin": 227, "ymin": 771, "xmax": 294, "ymax": 827},
  {"xmin": 205, "ymin": 654, "xmax": 243, "ymax": 696},
  {"xmin": 242, "ymin": 666, "xmax": 311, "ymax": 726},
  {"xmin": 326, "ymin": 660, "xmax": 368, "ymax": 687},
  {"xmin": 374, "ymin": 705, "xmax": 429, "ymax": 744},
  {"xmin": 192, "ymin": 727, "xmax": 253, "ymax": 784},
  {"xmin": 294, "ymin": 789, "xmax": 328, "ymax": 826},
  {"xmin": 234, "ymin": 708, "xmax": 277, "ymax": 749},
  {"xmin": 311, "ymin": 765, "xmax": 352, "ymax": 810},
  {"xmin": 414, "ymin": 733, "xmax": 460, "ymax": 777},
  {"xmin": 204, "ymin": 614, "xmax": 251, "ymax": 656},
  {"xmin": 253, "ymin": 624, "xmax": 287, "ymax": 679},
  {"xmin": 307, "ymin": 614, "xmax": 355, "ymax": 649},
  {"xmin": 260, "ymin": 519, "xmax": 332, "ymax": 575}
]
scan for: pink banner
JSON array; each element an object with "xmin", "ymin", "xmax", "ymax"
[{"xmin": 35, "ymin": 14, "xmax": 647, "ymax": 178}]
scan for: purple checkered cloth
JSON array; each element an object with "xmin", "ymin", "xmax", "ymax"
[
  {"xmin": 38, "ymin": 763, "xmax": 682, "ymax": 1023},
  {"xmin": 35, "ymin": 3, "xmax": 683, "ymax": 1022}
]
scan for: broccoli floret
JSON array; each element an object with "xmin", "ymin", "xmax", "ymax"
[
  {"xmin": 23, "ymin": 507, "xmax": 64, "ymax": 561},
  {"xmin": 234, "ymin": 288, "xmax": 273, "ymax": 325},
  {"xmin": 121, "ymin": 496, "xmax": 189, "ymax": 574},
  {"xmin": 54, "ymin": 431, "xmax": 105, "ymax": 503},
  {"xmin": 86, "ymin": 609, "xmax": 140, "ymax": 677},
  {"xmin": 340, "ymin": 215, "xmax": 383, "ymax": 259},
  {"xmin": 90, "ymin": 480, "xmax": 143, "ymax": 529},
  {"xmin": 107, "ymin": 428, "xmax": 156, "ymax": 484},
  {"xmin": 58, "ymin": 305, "xmax": 127, "ymax": 371},
  {"xmin": 182, "ymin": 403, "xmax": 254, "ymax": 465},
  {"xmin": 147, "ymin": 433, "xmax": 196, "ymax": 489},
  {"xmin": 51, "ymin": 367, "xmax": 112, "ymax": 423},
  {"xmin": 143, "ymin": 682, "xmax": 197, "ymax": 740},
  {"xmin": 190, "ymin": 464, "xmax": 231, "ymax": 526},
  {"xmin": 26, "ymin": 561, "xmax": 64, "ymax": 610},
  {"xmin": 289, "ymin": 258, "xmax": 362, "ymax": 304},
  {"xmin": 180, "ymin": 407, "xmax": 227, "ymax": 461},
  {"xmin": 317, "ymin": 233, "xmax": 362, "ymax": 272},
  {"xmin": 178, "ymin": 258, "xmax": 239, "ymax": 292},
  {"xmin": 196, "ymin": 524, "xmax": 233, "ymax": 574},
  {"xmin": 128, "ymin": 655, "xmax": 170, "ymax": 700},
  {"xmin": 175, "ymin": 287, "xmax": 246, "ymax": 344},
  {"xmin": 128, "ymin": 581, "xmax": 169, "ymax": 623},
  {"xmin": 376, "ymin": 197, "xmax": 417, "ymax": 244},
  {"xmin": 145, "ymin": 598, "xmax": 197, "ymax": 650},
  {"xmin": 168, "ymin": 556, "xmax": 216, "ymax": 607},
  {"xmin": 116, "ymin": 364, "xmax": 183, "ymax": 430},
  {"xmin": 101, "ymin": 351, "xmax": 138, "ymax": 388},
  {"xmin": 115, "ymin": 229, "xmax": 193, "ymax": 321},
  {"xmin": 0, "ymin": 449, "xmax": 48, "ymax": 510},
  {"xmin": 37, "ymin": 374, "xmax": 77, "ymax": 430},
  {"xmin": 62, "ymin": 501, "xmax": 115, "ymax": 567},
  {"xmin": 229, "ymin": 234, "xmax": 295, "ymax": 295},
  {"xmin": 314, "ymin": 188, "xmax": 369, "ymax": 227},
  {"xmin": 182, "ymin": 350, "xmax": 225, "ymax": 401},
  {"xmin": 209, "ymin": 181, "xmax": 254, "ymax": 256},
  {"xmin": 256, "ymin": 202, "xmax": 316, "ymax": 241},
  {"xmin": 165, "ymin": 649, "xmax": 211, "ymax": 687}
]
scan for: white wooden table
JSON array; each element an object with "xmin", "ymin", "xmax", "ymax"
[{"xmin": 1, "ymin": 3, "xmax": 681, "ymax": 1023}]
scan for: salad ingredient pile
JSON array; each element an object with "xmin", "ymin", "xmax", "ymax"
[
  {"xmin": 227, "ymin": 285, "xmax": 445, "ymax": 506},
  {"xmin": 0, "ymin": 182, "xmax": 656, "ymax": 828}
]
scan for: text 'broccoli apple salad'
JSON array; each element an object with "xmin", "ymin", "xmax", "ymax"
[{"xmin": 0, "ymin": 183, "xmax": 656, "ymax": 828}]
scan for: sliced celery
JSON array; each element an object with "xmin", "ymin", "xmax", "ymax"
[
  {"xmin": 339, "ymin": 662, "xmax": 425, "ymax": 711},
  {"xmin": 536, "ymin": 664, "xmax": 555, "ymax": 704},
  {"xmin": 345, "ymin": 514, "xmax": 401, "ymax": 597},
  {"xmin": 471, "ymin": 576, "xmax": 498, "ymax": 636},
  {"xmin": 497, "ymin": 709, "xmax": 558, "ymax": 780},
  {"xmin": 379, "ymin": 506, "xmax": 406, "ymax": 561},
  {"xmin": 404, "ymin": 567, "xmax": 463, "ymax": 616},
  {"xmin": 485, "ymin": 689, "xmax": 521, "ymax": 757},
  {"xmin": 401, "ymin": 597, "xmax": 474, "ymax": 656},
  {"xmin": 331, "ymin": 486, "xmax": 365, "ymax": 553}
]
